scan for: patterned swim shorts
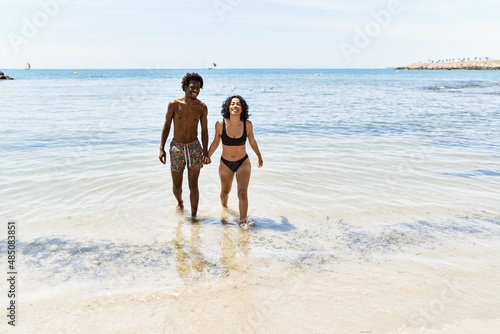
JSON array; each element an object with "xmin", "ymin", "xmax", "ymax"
[{"xmin": 169, "ymin": 139, "xmax": 204, "ymax": 172}]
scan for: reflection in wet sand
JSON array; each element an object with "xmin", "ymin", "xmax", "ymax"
[
  {"xmin": 174, "ymin": 218, "xmax": 251, "ymax": 279},
  {"xmin": 221, "ymin": 223, "xmax": 250, "ymax": 274},
  {"xmin": 174, "ymin": 219, "xmax": 205, "ymax": 278}
]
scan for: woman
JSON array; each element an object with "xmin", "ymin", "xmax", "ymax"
[{"xmin": 206, "ymin": 95, "xmax": 263, "ymax": 225}]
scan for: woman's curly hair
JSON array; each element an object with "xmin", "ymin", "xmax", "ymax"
[
  {"xmin": 221, "ymin": 95, "xmax": 250, "ymax": 121},
  {"xmin": 181, "ymin": 72, "xmax": 204, "ymax": 91}
]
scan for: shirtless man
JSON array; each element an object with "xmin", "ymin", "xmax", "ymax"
[{"xmin": 159, "ymin": 73, "xmax": 209, "ymax": 217}]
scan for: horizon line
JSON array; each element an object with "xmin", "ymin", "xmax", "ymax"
[{"xmin": 1, "ymin": 67, "xmax": 397, "ymax": 70}]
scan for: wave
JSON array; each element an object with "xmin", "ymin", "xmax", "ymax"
[
  {"xmin": 423, "ymin": 80, "xmax": 500, "ymax": 94},
  {"xmin": 443, "ymin": 169, "xmax": 500, "ymax": 178}
]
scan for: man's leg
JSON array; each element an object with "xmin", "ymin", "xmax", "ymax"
[
  {"xmin": 171, "ymin": 170, "xmax": 184, "ymax": 210},
  {"xmin": 187, "ymin": 168, "xmax": 200, "ymax": 217}
]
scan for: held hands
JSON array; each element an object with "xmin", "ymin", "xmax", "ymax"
[{"xmin": 160, "ymin": 147, "xmax": 211, "ymax": 165}]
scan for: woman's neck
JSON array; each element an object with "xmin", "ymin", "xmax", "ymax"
[{"xmin": 227, "ymin": 115, "xmax": 241, "ymax": 125}]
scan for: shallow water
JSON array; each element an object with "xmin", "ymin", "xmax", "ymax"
[{"xmin": 1, "ymin": 68, "xmax": 500, "ymax": 333}]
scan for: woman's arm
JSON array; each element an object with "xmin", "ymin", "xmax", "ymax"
[
  {"xmin": 207, "ymin": 120, "xmax": 222, "ymax": 159},
  {"xmin": 247, "ymin": 121, "xmax": 263, "ymax": 168}
]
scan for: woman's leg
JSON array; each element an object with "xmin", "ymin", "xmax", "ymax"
[
  {"xmin": 235, "ymin": 158, "xmax": 251, "ymax": 223},
  {"xmin": 219, "ymin": 160, "xmax": 235, "ymax": 209}
]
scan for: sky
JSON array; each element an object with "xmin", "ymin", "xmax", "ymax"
[{"xmin": 1, "ymin": 0, "xmax": 499, "ymax": 69}]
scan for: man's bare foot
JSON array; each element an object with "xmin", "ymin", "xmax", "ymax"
[{"xmin": 176, "ymin": 201, "xmax": 184, "ymax": 212}]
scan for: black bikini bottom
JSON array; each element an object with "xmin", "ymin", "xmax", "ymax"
[{"xmin": 221, "ymin": 154, "xmax": 249, "ymax": 172}]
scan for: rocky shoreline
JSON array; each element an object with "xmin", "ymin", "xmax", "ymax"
[
  {"xmin": 0, "ymin": 71, "xmax": 14, "ymax": 80},
  {"xmin": 396, "ymin": 60, "xmax": 500, "ymax": 70}
]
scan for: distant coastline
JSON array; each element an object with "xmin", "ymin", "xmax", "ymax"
[
  {"xmin": 0, "ymin": 70, "xmax": 14, "ymax": 80},
  {"xmin": 396, "ymin": 59, "xmax": 500, "ymax": 70}
]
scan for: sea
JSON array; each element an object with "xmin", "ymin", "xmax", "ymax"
[{"xmin": 1, "ymin": 68, "xmax": 500, "ymax": 333}]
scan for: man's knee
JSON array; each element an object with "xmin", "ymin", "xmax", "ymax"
[
  {"xmin": 188, "ymin": 180, "xmax": 199, "ymax": 191},
  {"xmin": 172, "ymin": 179, "xmax": 183, "ymax": 192}
]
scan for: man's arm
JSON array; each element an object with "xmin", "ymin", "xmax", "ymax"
[
  {"xmin": 200, "ymin": 104, "xmax": 209, "ymax": 157},
  {"xmin": 159, "ymin": 101, "xmax": 175, "ymax": 164}
]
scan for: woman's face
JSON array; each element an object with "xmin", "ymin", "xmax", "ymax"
[{"xmin": 229, "ymin": 98, "xmax": 242, "ymax": 115}]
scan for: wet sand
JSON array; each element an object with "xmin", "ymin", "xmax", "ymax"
[{"xmin": 16, "ymin": 220, "xmax": 500, "ymax": 333}]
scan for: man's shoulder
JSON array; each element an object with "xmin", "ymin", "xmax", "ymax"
[
  {"xmin": 167, "ymin": 98, "xmax": 185, "ymax": 112},
  {"xmin": 193, "ymin": 99, "xmax": 208, "ymax": 114},
  {"xmin": 195, "ymin": 99, "xmax": 207, "ymax": 109},
  {"xmin": 169, "ymin": 97, "xmax": 184, "ymax": 105}
]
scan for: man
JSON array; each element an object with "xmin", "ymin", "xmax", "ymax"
[{"xmin": 159, "ymin": 72, "xmax": 209, "ymax": 217}]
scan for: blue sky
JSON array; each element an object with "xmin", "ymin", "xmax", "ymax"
[{"xmin": 1, "ymin": 0, "xmax": 499, "ymax": 69}]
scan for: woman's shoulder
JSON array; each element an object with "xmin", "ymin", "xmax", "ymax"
[{"xmin": 214, "ymin": 119, "xmax": 224, "ymax": 130}]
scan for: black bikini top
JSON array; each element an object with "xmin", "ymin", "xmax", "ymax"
[{"xmin": 221, "ymin": 119, "xmax": 247, "ymax": 146}]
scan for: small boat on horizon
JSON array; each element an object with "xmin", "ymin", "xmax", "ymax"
[{"xmin": 25, "ymin": 62, "xmax": 31, "ymax": 70}]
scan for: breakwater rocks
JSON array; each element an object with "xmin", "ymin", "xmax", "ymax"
[
  {"xmin": 0, "ymin": 71, "xmax": 14, "ymax": 80},
  {"xmin": 396, "ymin": 60, "xmax": 500, "ymax": 70}
]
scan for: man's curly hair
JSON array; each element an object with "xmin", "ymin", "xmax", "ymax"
[
  {"xmin": 181, "ymin": 72, "xmax": 204, "ymax": 91},
  {"xmin": 221, "ymin": 95, "xmax": 250, "ymax": 121}
]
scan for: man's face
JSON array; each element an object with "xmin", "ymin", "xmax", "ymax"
[{"xmin": 185, "ymin": 80, "xmax": 201, "ymax": 99}]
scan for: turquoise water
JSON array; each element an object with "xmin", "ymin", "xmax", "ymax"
[{"xmin": 1, "ymin": 69, "xmax": 500, "ymax": 332}]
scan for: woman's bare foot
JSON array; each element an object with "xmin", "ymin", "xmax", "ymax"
[
  {"xmin": 221, "ymin": 207, "xmax": 229, "ymax": 219},
  {"xmin": 239, "ymin": 218, "xmax": 255, "ymax": 228}
]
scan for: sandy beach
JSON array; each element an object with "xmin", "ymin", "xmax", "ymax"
[{"xmin": 17, "ymin": 234, "xmax": 500, "ymax": 333}]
